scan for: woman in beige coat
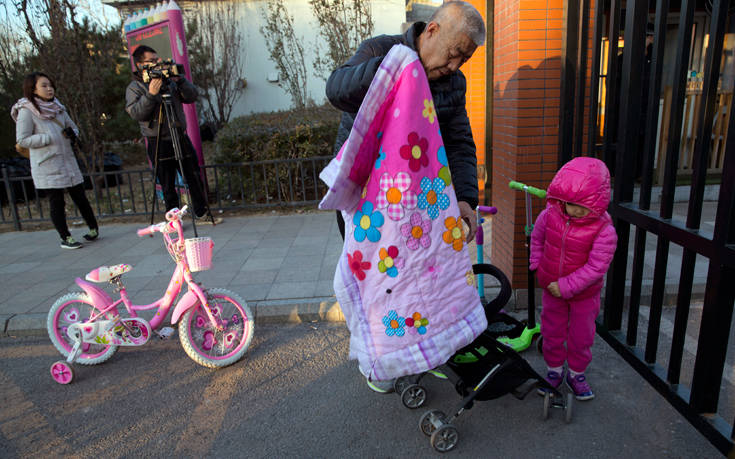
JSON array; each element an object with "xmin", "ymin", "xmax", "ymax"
[{"xmin": 12, "ymin": 72, "xmax": 98, "ymax": 249}]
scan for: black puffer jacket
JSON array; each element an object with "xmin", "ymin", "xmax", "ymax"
[
  {"xmin": 325, "ymin": 22, "xmax": 478, "ymax": 209},
  {"xmin": 125, "ymin": 73, "xmax": 199, "ymax": 140}
]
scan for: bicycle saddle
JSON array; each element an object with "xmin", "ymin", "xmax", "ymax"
[{"xmin": 85, "ymin": 264, "xmax": 133, "ymax": 283}]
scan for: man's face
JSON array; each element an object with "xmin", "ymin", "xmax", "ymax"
[
  {"xmin": 136, "ymin": 51, "xmax": 160, "ymax": 72},
  {"xmin": 418, "ymin": 22, "xmax": 477, "ymax": 81}
]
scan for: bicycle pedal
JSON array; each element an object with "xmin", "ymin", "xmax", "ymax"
[{"xmin": 156, "ymin": 327, "xmax": 176, "ymax": 340}]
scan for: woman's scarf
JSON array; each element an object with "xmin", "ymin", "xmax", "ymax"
[
  {"xmin": 319, "ymin": 44, "xmax": 487, "ymax": 381},
  {"xmin": 10, "ymin": 97, "xmax": 66, "ymax": 122}
]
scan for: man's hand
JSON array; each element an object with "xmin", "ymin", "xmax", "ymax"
[
  {"xmin": 148, "ymin": 79, "xmax": 163, "ymax": 96},
  {"xmin": 458, "ymin": 200, "xmax": 476, "ymax": 244},
  {"xmin": 548, "ymin": 281, "xmax": 561, "ymax": 298}
]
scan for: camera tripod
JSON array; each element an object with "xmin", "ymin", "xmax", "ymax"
[{"xmin": 149, "ymin": 85, "xmax": 216, "ymax": 235}]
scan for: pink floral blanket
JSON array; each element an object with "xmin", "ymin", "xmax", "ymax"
[{"xmin": 319, "ymin": 45, "xmax": 486, "ymax": 381}]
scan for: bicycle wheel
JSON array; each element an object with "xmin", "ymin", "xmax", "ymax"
[
  {"xmin": 179, "ymin": 288, "xmax": 254, "ymax": 368},
  {"xmin": 47, "ymin": 292, "xmax": 118, "ymax": 365},
  {"xmin": 472, "ymin": 263, "xmax": 512, "ymax": 317}
]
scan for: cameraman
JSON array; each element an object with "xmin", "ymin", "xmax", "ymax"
[{"xmin": 125, "ymin": 45, "xmax": 216, "ymax": 222}]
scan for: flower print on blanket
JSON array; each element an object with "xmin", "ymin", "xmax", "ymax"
[{"xmin": 318, "ymin": 45, "xmax": 486, "ymax": 381}]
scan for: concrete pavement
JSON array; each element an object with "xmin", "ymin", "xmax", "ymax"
[
  {"xmin": 0, "ymin": 201, "xmax": 715, "ymax": 334},
  {"xmin": 0, "ymin": 202, "xmax": 726, "ymax": 456}
]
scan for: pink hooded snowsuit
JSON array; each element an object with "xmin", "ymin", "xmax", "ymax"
[{"xmin": 529, "ymin": 157, "xmax": 618, "ymax": 373}]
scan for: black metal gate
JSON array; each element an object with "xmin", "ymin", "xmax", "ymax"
[{"xmin": 559, "ymin": 0, "xmax": 735, "ymax": 454}]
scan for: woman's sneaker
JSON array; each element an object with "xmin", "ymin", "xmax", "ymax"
[
  {"xmin": 60, "ymin": 236, "xmax": 82, "ymax": 249},
  {"xmin": 366, "ymin": 378, "xmax": 395, "ymax": 394},
  {"xmin": 566, "ymin": 373, "xmax": 595, "ymax": 400},
  {"xmin": 537, "ymin": 368, "xmax": 565, "ymax": 396}
]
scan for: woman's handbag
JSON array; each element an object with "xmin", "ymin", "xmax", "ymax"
[{"xmin": 15, "ymin": 143, "xmax": 30, "ymax": 158}]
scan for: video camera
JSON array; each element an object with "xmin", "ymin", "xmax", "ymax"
[{"xmin": 140, "ymin": 59, "xmax": 185, "ymax": 84}]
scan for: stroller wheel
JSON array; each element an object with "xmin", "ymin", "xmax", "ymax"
[
  {"xmin": 431, "ymin": 424, "xmax": 459, "ymax": 452},
  {"xmin": 401, "ymin": 384, "xmax": 427, "ymax": 409},
  {"xmin": 419, "ymin": 410, "xmax": 445, "ymax": 436},
  {"xmin": 394, "ymin": 376, "xmax": 412, "ymax": 395},
  {"xmin": 537, "ymin": 335, "xmax": 544, "ymax": 354},
  {"xmin": 565, "ymin": 392, "xmax": 574, "ymax": 423},
  {"xmin": 542, "ymin": 392, "xmax": 551, "ymax": 420}
]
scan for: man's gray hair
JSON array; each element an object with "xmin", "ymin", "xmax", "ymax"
[{"xmin": 429, "ymin": 1, "xmax": 486, "ymax": 46}]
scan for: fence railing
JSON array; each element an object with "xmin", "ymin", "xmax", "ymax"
[{"xmin": 1, "ymin": 156, "xmax": 332, "ymax": 230}]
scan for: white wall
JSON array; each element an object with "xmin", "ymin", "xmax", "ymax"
[{"xmin": 226, "ymin": 0, "xmax": 405, "ymax": 117}]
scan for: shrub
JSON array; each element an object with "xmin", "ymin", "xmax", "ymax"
[
  {"xmin": 214, "ymin": 104, "xmax": 340, "ymax": 163},
  {"xmin": 211, "ymin": 104, "xmax": 340, "ymax": 204}
]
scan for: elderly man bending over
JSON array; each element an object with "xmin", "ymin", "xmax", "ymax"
[
  {"xmin": 325, "ymin": 0, "xmax": 486, "ymax": 393},
  {"xmin": 326, "ymin": 0, "xmax": 485, "ymax": 250}
]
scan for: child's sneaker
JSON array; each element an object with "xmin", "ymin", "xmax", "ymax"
[
  {"xmin": 566, "ymin": 372, "xmax": 595, "ymax": 400},
  {"xmin": 537, "ymin": 368, "xmax": 565, "ymax": 396},
  {"xmin": 60, "ymin": 236, "xmax": 82, "ymax": 249},
  {"xmin": 366, "ymin": 378, "xmax": 395, "ymax": 394},
  {"xmin": 83, "ymin": 228, "xmax": 99, "ymax": 241}
]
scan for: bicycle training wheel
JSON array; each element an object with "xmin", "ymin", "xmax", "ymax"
[
  {"xmin": 179, "ymin": 288, "xmax": 254, "ymax": 368},
  {"xmin": 47, "ymin": 293, "xmax": 118, "ymax": 365}
]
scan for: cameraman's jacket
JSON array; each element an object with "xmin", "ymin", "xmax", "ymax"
[{"xmin": 125, "ymin": 74, "xmax": 198, "ymax": 140}]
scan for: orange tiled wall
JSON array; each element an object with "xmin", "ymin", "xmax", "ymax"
[
  {"xmin": 464, "ymin": 1, "xmax": 487, "ymax": 199},
  {"xmin": 464, "ymin": 0, "xmax": 596, "ymax": 288}
]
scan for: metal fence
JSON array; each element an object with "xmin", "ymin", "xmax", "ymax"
[
  {"xmin": 560, "ymin": 0, "xmax": 734, "ymax": 454},
  {"xmin": 1, "ymin": 156, "xmax": 332, "ymax": 230}
]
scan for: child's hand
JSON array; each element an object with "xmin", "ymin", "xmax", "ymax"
[{"xmin": 548, "ymin": 282, "xmax": 561, "ymax": 298}]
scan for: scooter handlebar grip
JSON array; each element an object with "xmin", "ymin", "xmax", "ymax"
[
  {"xmin": 476, "ymin": 205, "xmax": 497, "ymax": 215},
  {"xmin": 508, "ymin": 180, "xmax": 547, "ymax": 199}
]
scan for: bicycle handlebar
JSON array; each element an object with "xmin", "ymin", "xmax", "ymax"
[
  {"xmin": 477, "ymin": 205, "xmax": 497, "ymax": 215},
  {"xmin": 165, "ymin": 205, "xmax": 188, "ymax": 222},
  {"xmin": 509, "ymin": 181, "xmax": 547, "ymax": 199},
  {"xmin": 137, "ymin": 205, "xmax": 189, "ymax": 237},
  {"xmin": 137, "ymin": 222, "xmax": 166, "ymax": 237}
]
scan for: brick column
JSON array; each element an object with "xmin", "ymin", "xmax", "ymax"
[
  {"xmin": 464, "ymin": 0, "xmax": 596, "ymax": 292},
  {"xmin": 464, "ymin": 0, "xmax": 488, "ymax": 201},
  {"xmin": 491, "ymin": 0, "xmax": 565, "ymax": 289}
]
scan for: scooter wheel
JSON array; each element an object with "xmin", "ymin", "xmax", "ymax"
[
  {"xmin": 50, "ymin": 361, "xmax": 74, "ymax": 384},
  {"xmin": 542, "ymin": 391, "xmax": 551, "ymax": 420}
]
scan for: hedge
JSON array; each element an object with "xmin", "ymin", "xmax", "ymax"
[{"xmin": 214, "ymin": 104, "xmax": 341, "ymax": 163}]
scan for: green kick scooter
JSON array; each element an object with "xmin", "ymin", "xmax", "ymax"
[{"xmin": 497, "ymin": 180, "xmax": 547, "ymax": 351}]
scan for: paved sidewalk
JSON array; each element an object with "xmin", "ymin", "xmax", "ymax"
[
  {"xmin": 0, "ymin": 211, "xmax": 347, "ymax": 332},
  {"xmin": 0, "ymin": 204, "xmax": 727, "ymax": 455},
  {"xmin": 0, "ymin": 201, "xmax": 716, "ymax": 333}
]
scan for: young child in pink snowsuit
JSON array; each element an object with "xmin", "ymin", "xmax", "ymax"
[{"xmin": 530, "ymin": 157, "xmax": 617, "ymax": 400}]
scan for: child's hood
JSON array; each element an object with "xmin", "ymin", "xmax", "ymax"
[{"xmin": 546, "ymin": 157, "xmax": 611, "ymax": 218}]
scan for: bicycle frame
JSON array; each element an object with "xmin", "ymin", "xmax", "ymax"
[{"xmin": 76, "ymin": 207, "xmax": 223, "ymax": 332}]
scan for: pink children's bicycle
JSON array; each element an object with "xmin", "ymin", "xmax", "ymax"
[{"xmin": 46, "ymin": 206, "xmax": 254, "ymax": 384}]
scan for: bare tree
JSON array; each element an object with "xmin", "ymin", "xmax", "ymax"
[
  {"xmin": 186, "ymin": 1, "xmax": 245, "ymax": 129},
  {"xmin": 10, "ymin": 0, "xmax": 130, "ymax": 173},
  {"xmin": 260, "ymin": 0, "xmax": 310, "ymax": 109},
  {"xmin": 0, "ymin": 3, "xmax": 31, "ymax": 94},
  {"xmin": 309, "ymin": 0, "xmax": 373, "ymax": 81}
]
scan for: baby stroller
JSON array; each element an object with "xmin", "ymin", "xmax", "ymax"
[{"xmin": 393, "ymin": 263, "xmax": 573, "ymax": 453}]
